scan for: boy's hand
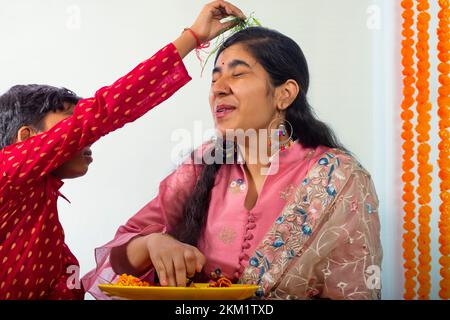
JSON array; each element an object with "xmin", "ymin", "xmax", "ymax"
[{"xmin": 190, "ymin": 0, "xmax": 246, "ymax": 43}]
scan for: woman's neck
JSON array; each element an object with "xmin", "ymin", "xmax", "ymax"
[{"xmin": 237, "ymin": 135, "xmax": 272, "ymax": 184}]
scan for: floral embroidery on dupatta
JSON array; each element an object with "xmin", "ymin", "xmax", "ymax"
[
  {"xmin": 240, "ymin": 149, "xmax": 359, "ymax": 298},
  {"xmin": 279, "ymin": 184, "xmax": 296, "ymax": 201}
]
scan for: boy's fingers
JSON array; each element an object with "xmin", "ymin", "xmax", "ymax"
[
  {"xmin": 220, "ymin": 19, "xmax": 240, "ymax": 32},
  {"xmin": 221, "ymin": 1, "xmax": 246, "ymax": 19},
  {"xmin": 209, "ymin": 1, "xmax": 227, "ymax": 18}
]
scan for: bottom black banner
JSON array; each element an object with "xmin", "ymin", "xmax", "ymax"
[{"xmin": 0, "ymin": 300, "xmax": 444, "ymax": 319}]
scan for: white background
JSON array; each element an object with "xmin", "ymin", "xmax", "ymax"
[{"xmin": 0, "ymin": 0, "xmax": 444, "ymax": 299}]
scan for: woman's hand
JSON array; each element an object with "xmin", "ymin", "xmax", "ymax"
[
  {"xmin": 190, "ymin": 0, "xmax": 246, "ymax": 43},
  {"xmin": 146, "ymin": 233, "xmax": 206, "ymax": 287}
]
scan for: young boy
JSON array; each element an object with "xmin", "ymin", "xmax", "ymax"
[{"xmin": 0, "ymin": 0, "xmax": 245, "ymax": 299}]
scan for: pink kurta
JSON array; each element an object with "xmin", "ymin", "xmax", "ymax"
[
  {"xmin": 82, "ymin": 141, "xmax": 329, "ymax": 298},
  {"xmin": 198, "ymin": 143, "xmax": 328, "ymax": 280}
]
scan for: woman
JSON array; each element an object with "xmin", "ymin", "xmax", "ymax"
[{"xmin": 83, "ymin": 27, "xmax": 382, "ymax": 300}]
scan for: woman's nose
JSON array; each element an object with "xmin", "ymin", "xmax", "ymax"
[{"xmin": 212, "ymin": 77, "xmax": 231, "ymax": 96}]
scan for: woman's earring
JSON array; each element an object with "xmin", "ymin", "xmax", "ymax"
[
  {"xmin": 276, "ymin": 120, "xmax": 293, "ymax": 151},
  {"xmin": 268, "ymin": 116, "xmax": 294, "ymax": 153},
  {"xmin": 278, "ymin": 122, "xmax": 287, "ymax": 137}
]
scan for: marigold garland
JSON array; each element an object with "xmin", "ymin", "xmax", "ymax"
[
  {"xmin": 401, "ymin": 0, "xmax": 418, "ymax": 300},
  {"xmin": 437, "ymin": 0, "xmax": 450, "ymax": 300},
  {"xmin": 415, "ymin": 0, "xmax": 433, "ymax": 300}
]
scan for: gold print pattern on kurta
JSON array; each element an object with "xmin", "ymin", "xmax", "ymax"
[{"xmin": 218, "ymin": 226, "xmax": 237, "ymax": 245}]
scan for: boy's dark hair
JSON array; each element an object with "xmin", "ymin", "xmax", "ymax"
[{"xmin": 0, "ymin": 84, "xmax": 81, "ymax": 149}]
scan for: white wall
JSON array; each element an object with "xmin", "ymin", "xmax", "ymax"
[{"xmin": 2, "ymin": 0, "xmax": 441, "ymax": 300}]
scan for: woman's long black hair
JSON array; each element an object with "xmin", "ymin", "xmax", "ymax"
[{"xmin": 172, "ymin": 27, "xmax": 346, "ymax": 246}]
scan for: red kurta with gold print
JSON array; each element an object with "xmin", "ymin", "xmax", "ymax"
[{"xmin": 0, "ymin": 43, "xmax": 191, "ymax": 299}]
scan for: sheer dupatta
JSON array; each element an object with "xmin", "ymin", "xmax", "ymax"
[{"xmin": 240, "ymin": 149, "xmax": 383, "ymax": 300}]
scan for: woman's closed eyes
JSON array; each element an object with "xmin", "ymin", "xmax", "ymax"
[{"xmin": 211, "ymin": 71, "xmax": 248, "ymax": 84}]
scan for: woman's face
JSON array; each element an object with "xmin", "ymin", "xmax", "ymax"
[{"xmin": 209, "ymin": 44, "xmax": 279, "ymax": 137}]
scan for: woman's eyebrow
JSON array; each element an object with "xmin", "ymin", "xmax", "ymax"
[
  {"xmin": 229, "ymin": 59, "xmax": 251, "ymax": 69},
  {"xmin": 212, "ymin": 59, "xmax": 252, "ymax": 75}
]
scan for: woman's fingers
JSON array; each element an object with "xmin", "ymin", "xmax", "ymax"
[
  {"xmin": 173, "ymin": 253, "xmax": 188, "ymax": 287},
  {"xmin": 146, "ymin": 234, "xmax": 206, "ymax": 287},
  {"xmin": 161, "ymin": 249, "xmax": 190, "ymax": 287},
  {"xmin": 193, "ymin": 248, "xmax": 206, "ymax": 273},
  {"xmin": 161, "ymin": 254, "xmax": 177, "ymax": 286},
  {"xmin": 184, "ymin": 249, "xmax": 198, "ymax": 278},
  {"xmin": 152, "ymin": 257, "xmax": 168, "ymax": 286}
]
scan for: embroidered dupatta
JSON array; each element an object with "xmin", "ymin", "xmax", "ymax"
[{"xmin": 240, "ymin": 149, "xmax": 382, "ymax": 300}]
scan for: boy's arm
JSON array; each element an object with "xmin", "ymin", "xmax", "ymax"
[{"xmin": 0, "ymin": 43, "xmax": 191, "ymax": 195}]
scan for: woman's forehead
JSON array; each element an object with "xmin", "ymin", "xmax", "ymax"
[{"xmin": 215, "ymin": 44, "xmax": 255, "ymax": 66}]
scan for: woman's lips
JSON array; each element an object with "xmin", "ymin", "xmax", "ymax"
[{"xmin": 214, "ymin": 104, "xmax": 236, "ymax": 119}]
